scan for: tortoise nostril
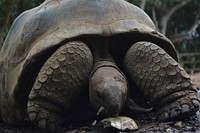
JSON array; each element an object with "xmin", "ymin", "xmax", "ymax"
[{"xmin": 97, "ymin": 89, "xmax": 105, "ymax": 100}]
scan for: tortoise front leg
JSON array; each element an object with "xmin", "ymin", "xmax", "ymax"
[
  {"xmin": 28, "ymin": 41, "xmax": 93, "ymax": 132},
  {"xmin": 123, "ymin": 41, "xmax": 199, "ymax": 121}
]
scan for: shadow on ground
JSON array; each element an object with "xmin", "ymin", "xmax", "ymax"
[
  {"xmin": 0, "ymin": 90, "xmax": 199, "ymax": 132},
  {"xmin": 0, "ymin": 112, "xmax": 199, "ymax": 133}
]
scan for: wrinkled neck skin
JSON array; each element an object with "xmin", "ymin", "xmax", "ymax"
[{"xmin": 89, "ymin": 41, "xmax": 128, "ymax": 117}]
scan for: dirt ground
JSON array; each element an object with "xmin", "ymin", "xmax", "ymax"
[
  {"xmin": 0, "ymin": 75, "xmax": 199, "ymax": 133},
  {"xmin": 0, "ymin": 111, "xmax": 199, "ymax": 133}
]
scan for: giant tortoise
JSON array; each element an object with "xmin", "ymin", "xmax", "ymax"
[{"xmin": 0, "ymin": 0, "xmax": 199, "ymax": 132}]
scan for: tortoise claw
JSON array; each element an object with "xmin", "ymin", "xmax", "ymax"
[
  {"xmin": 127, "ymin": 98, "xmax": 153, "ymax": 113},
  {"xmin": 124, "ymin": 41, "xmax": 199, "ymax": 121},
  {"xmin": 157, "ymin": 92, "xmax": 200, "ymax": 121},
  {"xmin": 27, "ymin": 41, "xmax": 93, "ymax": 132},
  {"xmin": 28, "ymin": 100, "xmax": 62, "ymax": 132}
]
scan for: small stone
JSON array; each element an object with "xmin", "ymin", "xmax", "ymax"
[
  {"xmin": 185, "ymin": 126, "xmax": 193, "ymax": 130},
  {"xmin": 174, "ymin": 121, "xmax": 183, "ymax": 129},
  {"xmin": 166, "ymin": 128, "xmax": 173, "ymax": 133},
  {"xmin": 100, "ymin": 116, "xmax": 138, "ymax": 131}
]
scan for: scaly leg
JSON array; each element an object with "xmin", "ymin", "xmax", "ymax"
[
  {"xmin": 124, "ymin": 41, "xmax": 199, "ymax": 121},
  {"xmin": 27, "ymin": 41, "xmax": 93, "ymax": 132}
]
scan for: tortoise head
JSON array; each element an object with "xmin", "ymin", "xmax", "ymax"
[{"xmin": 89, "ymin": 61, "xmax": 128, "ymax": 117}]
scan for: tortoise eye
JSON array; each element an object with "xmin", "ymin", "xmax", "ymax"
[{"xmin": 97, "ymin": 90, "xmax": 105, "ymax": 100}]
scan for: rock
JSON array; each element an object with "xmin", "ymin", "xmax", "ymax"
[
  {"xmin": 100, "ymin": 116, "xmax": 138, "ymax": 131},
  {"xmin": 166, "ymin": 128, "xmax": 173, "ymax": 133},
  {"xmin": 174, "ymin": 121, "xmax": 184, "ymax": 129}
]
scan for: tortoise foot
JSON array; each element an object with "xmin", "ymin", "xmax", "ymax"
[
  {"xmin": 124, "ymin": 41, "xmax": 199, "ymax": 120},
  {"xmin": 28, "ymin": 100, "xmax": 62, "ymax": 132},
  {"xmin": 28, "ymin": 41, "xmax": 93, "ymax": 132},
  {"xmin": 157, "ymin": 91, "xmax": 199, "ymax": 121}
]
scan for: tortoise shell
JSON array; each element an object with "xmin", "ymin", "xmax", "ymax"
[{"xmin": 0, "ymin": 0, "xmax": 177, "ymax": 122}]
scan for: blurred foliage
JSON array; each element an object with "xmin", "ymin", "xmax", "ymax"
[
  {"xmin": 127, "ymin": 0, "xmax": 200, "ymax": 52},
  {"xmin": 127, "ymin": 0, "xmax": 200, "ymax": 73}
]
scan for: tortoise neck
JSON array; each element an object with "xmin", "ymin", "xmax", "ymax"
[{"xmin": 90, "ymin": 40, "xmax": 115, "ymax": 64}]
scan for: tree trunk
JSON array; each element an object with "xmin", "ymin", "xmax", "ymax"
[
  {"xmin": 159, "ymin": 0, "xmax": 192, "ymax": 35},
  {"xmin": 0, "ymin": 0, "xmax": 15, "ymax": 50},
  {"xmin": 140, "ymin": 0, "xmax": 146, "ymax": 10}
]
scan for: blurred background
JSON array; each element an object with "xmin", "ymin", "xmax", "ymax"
[{"xmin": 0, "ymin": 0, "xmax": 200, "ymax": 87}]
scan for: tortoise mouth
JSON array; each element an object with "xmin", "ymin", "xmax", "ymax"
[
  {"xmin": 91, "ymin": 100, "xmax": 108, "ymax": 116},
  {"xmin": 91, "ymin": 99, "xmax": 121, "ymax": 117}
]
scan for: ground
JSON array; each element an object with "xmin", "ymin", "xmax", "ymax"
[
  {"xmin": 0, "ymin": 73, "xmax": 199, "ymax": 133},
  {"xmin": 0, "ymin": 111, "xmax": 199, "ymax": 133}
]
